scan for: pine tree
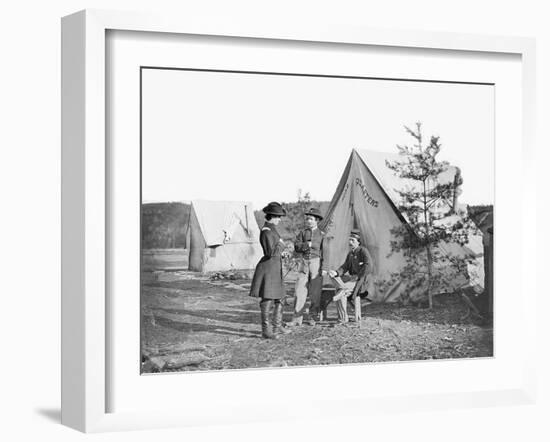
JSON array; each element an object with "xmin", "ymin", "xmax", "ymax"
[
  {"xmin": 283, "ymin": 189, "xmax": 312, "ymax": 236},
  {"xmin": 386, "ymin": 123, "xmax": 477, "ymax": 308}
]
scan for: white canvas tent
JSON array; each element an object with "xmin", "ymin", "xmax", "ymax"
[
  {"xmin": 187, "ymin": 200, "xmax": 263, "ymax": 272},
  {"xmin": 320, "ymin": 149, "xmax": 484, "ymax": 302}
]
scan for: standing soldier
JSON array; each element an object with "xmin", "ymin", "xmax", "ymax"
[
  {"xmin": 249, "ymin": 202, "xmax": 291, "ymax": 339},
  {"xmin": 287, "ymin": 207, "xmax": 326, "ymax": 327}
]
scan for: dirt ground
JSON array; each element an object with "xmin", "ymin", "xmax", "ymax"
[{"xmin": 141, "ymin": 250, "xmax": 493, "ymax": 373}]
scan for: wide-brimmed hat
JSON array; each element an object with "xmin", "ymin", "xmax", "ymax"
[
  {"xmin": 304, "ymin": 207, "xmax": 323, "ymax": 220},
  {"xmin": 349, "ymin": 229, "xmax": 362, "ymax": 241},
  {"xmin": 262, "ymin": 201, "xmax": 286, "ymax": 217}
]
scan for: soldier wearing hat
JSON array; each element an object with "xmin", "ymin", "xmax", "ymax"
[
  {"xmin": 249, "ymin": 202, "xmax": 291, "ymax": 339},
  {"xmin": 328, "ymin": 229, "xmax": 373, "ymax": 324},
  {"xmin": 287, "ymin": 207, "xmax": 327, "ymax": 327}
]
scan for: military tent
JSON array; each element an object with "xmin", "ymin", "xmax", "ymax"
[
  {"xmin": 187, "ymin": 200, "xmax": 263, "ymax": 272},
  {"xmin": 319, "ymin": 149, "xmax": 484, "ymax": 302}
]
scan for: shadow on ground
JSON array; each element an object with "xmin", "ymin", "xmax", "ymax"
[{"xmin": 152, "ymin": 312, "xmax": 262, "ymax": 338}]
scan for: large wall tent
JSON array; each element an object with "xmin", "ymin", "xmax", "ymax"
[{"xmin": 320, "ymin": 149, "xmax": 484, "ymax": 302}]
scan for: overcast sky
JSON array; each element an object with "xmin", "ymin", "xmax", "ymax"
[{"xmin": 142, "ymin": 68, "xmax": 494, "ymax": 210}]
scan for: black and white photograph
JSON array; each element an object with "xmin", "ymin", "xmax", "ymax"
[{"xmin": 140, "ymin": 67, "xmax": 494, "ymax": 374}]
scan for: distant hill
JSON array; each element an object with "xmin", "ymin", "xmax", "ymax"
[
  {"xmin": 142, "ymin": 202, "xmax": 190, "ymax": 249},
  {"xmin": 141, "ymin": 200, "xmax": 333, "ymax": 249}
]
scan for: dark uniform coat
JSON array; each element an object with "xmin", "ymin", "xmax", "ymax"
[
  {"xmin": 294, "ymin": 227, "xmax": 326, "ymax": 263},
  {"xmin": 249, "ymin": 223, "xmax": 285, "ymax": 299},
  {"xmin": 336, "ymin": 245, "xmax": 373, "ymax": 297}
]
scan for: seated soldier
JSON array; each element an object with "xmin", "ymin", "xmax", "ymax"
[{"xmin": 327, "ymin": 229, "xmax": 373, "ymax": 324}]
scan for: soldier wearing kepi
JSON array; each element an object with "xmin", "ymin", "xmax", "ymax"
[
  {"xmin": 328, "ymin": 229, "xmax": 373, "ymax": 324},
  {"xmin": 249, "ymin": 202, "xmax": 291, "ymax": 339},
  {"xmin": 287, "ymin": 207, "xmax": 326, "ymax": 327}
]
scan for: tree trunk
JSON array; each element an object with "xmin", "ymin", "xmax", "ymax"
[
  {"xmin": 426, "ymin": 244, "xmax": 433, "ymax": 309},
  {"xmin": 422, "ymin": 179, "xmax": 433, "ymax": 309}
]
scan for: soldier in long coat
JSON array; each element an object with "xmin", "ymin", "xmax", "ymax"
[{"xmin": 249, "ymin": 202, "xmax": 291, "ymax": 339}]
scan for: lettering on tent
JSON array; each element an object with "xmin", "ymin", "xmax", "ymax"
[{"xmin": 355, "ymin": 178, "xmax": 379, "ymax": 208}]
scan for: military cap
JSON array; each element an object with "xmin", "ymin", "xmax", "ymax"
[{"xmin": 349, "ymin": 229, "xmax": 362, "ymax": 241}]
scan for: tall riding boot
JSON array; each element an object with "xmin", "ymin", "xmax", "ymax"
[
  {"xmin": 273, "ymin": 301, "xmax": 291, "ymax": 335},
  {"xmin": 260, "ymin": 299, "xmax": 276, "ymax": 339}
]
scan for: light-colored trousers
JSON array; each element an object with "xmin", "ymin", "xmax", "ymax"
[
  {"xmin": 334, "ymin": 281, "xmax": 359, "ymax": 323},
  {"xmin": 293, "ymin": 257, "xmax": 322, "ymax": 323}
]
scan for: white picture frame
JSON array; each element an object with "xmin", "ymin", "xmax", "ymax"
[{"xmin": 61, "ymin": 9, "xmax": 537, "ymax": 433}]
